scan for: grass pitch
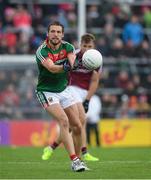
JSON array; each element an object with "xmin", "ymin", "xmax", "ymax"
[{"xmin": 0, "ymin": 146, "xmax": 151, "ymax": 179}]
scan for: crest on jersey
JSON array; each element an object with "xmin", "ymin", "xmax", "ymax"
[{"xmin": 48, "ymin": 97, "xmax": 53, "ymax": 103}]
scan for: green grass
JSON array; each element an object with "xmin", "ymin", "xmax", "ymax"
[{"xmin": 0, "ymin": 146, "xmax": 151, "ymax": 179}]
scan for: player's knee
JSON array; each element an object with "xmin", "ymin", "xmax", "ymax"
[
  {"xmin": 73, "ymin": 122, "xmax": 82, "ymax": 135},
  {"xmin": 59, "ymin": 116, "xmax": 69, "ymax": 130},
  {"xmin": 79, "ymin": 114, "xmax": 86, "ymax": 126}
]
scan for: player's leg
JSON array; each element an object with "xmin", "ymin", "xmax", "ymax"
[
  {"xmin": 45, "ymin": 104, "xmax": 85, "ymax": 171},
  {"xmin": 86, "ymin": 122, "xmax": 91, "ymax": 145},
  {"xmin": 36, "ymin": 91, "xmax": 85, "ymax": 171},
  {"xmin": 94, "ymin": 123, "xmax": 100, "ymax": 146},
  {"xmin": 67, "ymin": 86, "xmax": 99, "ymax": 161},
  {"xmin": 42, "ymin": 133, "xmax": 61, "ymax": 160},
  {"xmin": 77, "ymin": 102, "xmax": 99, "ymax": 161},
  {"xmin": 64, "ymin": 104, "xmax": 82, "ymax": 157},
  {"xmin": 60, "ymin": 87, "xmax": 90, "ymax": 170},
  {"xmin": 45, "ymin": 104, "xmax": 75, "ymax": 155}
]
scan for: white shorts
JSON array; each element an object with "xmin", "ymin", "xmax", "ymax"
[
  {"xmin": 36, "ymin": 87, "xmax": 76, "ymax": 109},
  {"xmin": 68, "ymin": 85, "xmax": 88, "ymax": 103}
]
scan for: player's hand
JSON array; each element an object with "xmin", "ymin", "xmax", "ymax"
[
  {"xmin": 72, "ymin": 59, "xmax": 80, "ymax": 70},
  {"xmin": 63, "ymin": 60, "xmax": 71, "ymax": 72},
  {"xmin": 83, "ymin": 99, "xmax": 90, "ymax": 113}
]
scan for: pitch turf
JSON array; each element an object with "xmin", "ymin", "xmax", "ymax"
[{"xmin": 0, "ymin": 146, "xmax": 151, "ymax": 179}]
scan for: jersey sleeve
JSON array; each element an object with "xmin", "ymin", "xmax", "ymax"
[
  {"xmin": 66, "ymin": 42, "xmax": 75, "ymax": 54},
  {"xmin": 36, "ymin": 45, "xmax": 48, "ymax": 64}
]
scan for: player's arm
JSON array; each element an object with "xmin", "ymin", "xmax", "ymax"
[
  {"xmin": 83, "ymin": 70, "xmax": 101, "ymax": 113},
  {"xmin": 67, "ymin": 52, "xmax": 76, "ymax": 68},
  {"xmin": 36, "ymin": 48, "xmax": 66, "ymax": 73},
  {"xmin": 86, "ymin": 70, "xmax": 100, "ymax": 100},
  {"xmin": 41, "ymin": 58, "xmax": 65, "ymax": 73}
]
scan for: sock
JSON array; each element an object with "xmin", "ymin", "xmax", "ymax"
[
  {"xmin": 81, "ymin": 147, "xmax": 87, "ymax": 155},
  {"xmin": 50, "ymin": 142, "xmax": 59, "ymax": 150},
  {"xmin": 70, "ymin": 154, "xmax": 78, "ymax": 161}
]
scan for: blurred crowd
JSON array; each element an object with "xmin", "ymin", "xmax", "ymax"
[
  {"xmin": 0, "ymin": 69, "xmax": 42, "ymax": 119},
  {"xmin": 0, "ymin": 1, "xmax": 151, "ymax": 58},
  {"xmin": 0, "ymin": 65, "xmax": 150, "ymax": 120},
  {"xmin": 0, "ymin": 1, "xmax": 151, "ymax": 120}
]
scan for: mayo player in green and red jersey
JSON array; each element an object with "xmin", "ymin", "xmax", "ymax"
[
  {"xmin": 35, "ymin": 21, "xmax": 87, "ymax": 172},
  {"xmin": 42, "ymin": 33, "xmax": 101, "ymax": 163}
]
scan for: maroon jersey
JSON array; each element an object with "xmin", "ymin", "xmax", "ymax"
[{"xmin": 69, "ymin": 50, "xmax": 94, "ymax": 90}]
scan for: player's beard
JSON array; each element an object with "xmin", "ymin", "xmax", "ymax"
[{"xmin": 49, "ymin": 38, "xmax": 61, "ymax": 46}]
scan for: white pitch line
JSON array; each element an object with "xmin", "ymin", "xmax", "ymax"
[{"xmin": 1, "ymin": 160, "xmax": 151, "ymax": 165}]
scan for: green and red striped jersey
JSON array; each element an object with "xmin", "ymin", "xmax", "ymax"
[{"xmin": 36, "ymin": 39, "xmax": 75, "ymax": 92}]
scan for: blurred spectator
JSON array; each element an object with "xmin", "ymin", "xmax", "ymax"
[
  {"xmin": 59, "ymin": 3, "xmax": 74, "ymax": 11},
  {"xmin": 103, "ymin": 23, "xmax": 117, "ymax": 51},
  {"xmin": 128, "ymin": 95, "xmax": 138, "ymax": 118},
  {"xmin": 124, "ymin": 81, "xmax": 136, "ymax": 96},
  {"xmin": 137, "ymin": 40, "xmax": 151, "ymax": 58},
  {"xmin": 4, "ymin": 7, "xmax": 15, "ymax": 26},
  {"xmin": 122, "ymin": 14, "xmax": 144, "ymax": 47},
  {"xmin": 58, "ymin": 10, "xmax": 69, "ymax": 28},
  {"xmin": 144, "ymin": 74, "xmax": 151, "ymax": 90},
  {"xmin": 16, "ymin": 31, "xmax": 30, "ymax": 54},
  {"xmin": 143, "ymin": 7, "xmax": 151, "ymax": 28},
  {"xmin": 20, "ymin": 88, "xmax": 39, "ymax": 119},
  {"xmin": 110, "ymin": 38, "xmax": 125, "ymax": 57},
  {"xmin": 87, "ymin": 5, "xmax": 100, "ymax": 27},
  {"xmin": 0, "ymin": 84, "xmax": 20, "ymax": 106},
  {"xmin": 0, "ymin": 83, "xmax": 20, "ymax": 119},
  {"xmin": 96, "ymin": 37, "xmax": 110, "ymax": 57},
  {"xmin": 101, "ymin": 93, "xmax": 112, "ymax": 118},
  {"xmin": 0, "ymin": 71, "xmax": 8, "ymax": 91},
  {"xmin": 116, "ymin": 71, "xmax": 129, "ymax": 89},
  {"xmin": 13, "ymin": 5, "xmax": 33, "ymax": 39},
  {"xmin": 104, "ymin": 12, "xmax": 115, "ymax": 25},
  {"xmin": 18, "ymin": 69, "xmax": 35, "ymax": 96},
  {"xmin": 107, "ymin": 95, "xmax": 119, "ymax": 118},
  {"xmin": 117, "ymin": 95, "xmax": 130, "ymax": 119},
  {"xmin": 132, "ymin": 74, "xmax": 142, "ymax": 90},
  {"xmin": 137, "ymin": 95, "xmax": 150, "ymax": 118},
  {"xmin": 3, "ymin": 26, "xmax": 17, "ymax": 48},
  {"xmin": 86, "ymin": 95, "xmax": 101, "ymax": 146},
  {"xmin": 67, "ymin": 10, "xmax": 76, "ymax": 28}
]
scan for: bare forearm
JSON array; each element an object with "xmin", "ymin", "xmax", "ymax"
[
  {"xmin": 42, "ymin": 59, "xmax": 64, "ymax": 73},
  {"xmin": 86, "ymin": 80, "xmax": 99, "ymax": 100},
  {"xmin": 47, "ymin": 64, "xmax": 64, "ymax": 73},
  {"xmin": 67, "ymin": 53, "xmax": 76, "ymax": 67},
  {"xmin": 86, "ymin": 71, "xmax": 100, "ymax": 100}
]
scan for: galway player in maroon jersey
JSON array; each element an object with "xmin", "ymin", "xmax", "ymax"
[{"xmin": 69, "ymin": 33, "xmax": 101, "ymax": 161}]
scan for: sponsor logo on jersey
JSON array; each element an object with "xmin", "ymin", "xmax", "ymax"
[
  {"xmin": 59, "ymin": 50, "xmax": 67, "ymax": 59},
  {"xmin": 47, "ymin": 50, "xmax": 67, "ymax": 63}
]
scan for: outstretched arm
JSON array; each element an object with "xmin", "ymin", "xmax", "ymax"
[
  {"xmin": 42, "ymin": 56, "xmax": 73, "ymax": 73},
  {"xmin": 42, "ymin": 58, "xmax": 64, "ymax": 73},
  {"xmin": 67, "ymin": 52, "xmax": 76, "ymax": 68},
  {"xmin": 83, "ymin": 70, "xmax": 101, "ymax": 113},
  {"xmin": 86, "ymin": 70, "xmax": 100, "ymax": 100}
]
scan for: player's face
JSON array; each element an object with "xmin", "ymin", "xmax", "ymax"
[
  {"xmin": 48, "ymin": 25, "xmax": 64, "ymax": 46},
  {"xmin": 80, "ymin": 41, "xmax": 95, "ymax": 54}
]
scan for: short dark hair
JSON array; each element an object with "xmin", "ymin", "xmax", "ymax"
[
  {"xmin": 47, "ymin": 21, "xmax": 64, "ymax": 33},
  {"xmin": 81, "ymin": 33, "xmax": 95, "ymax": 43}
]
